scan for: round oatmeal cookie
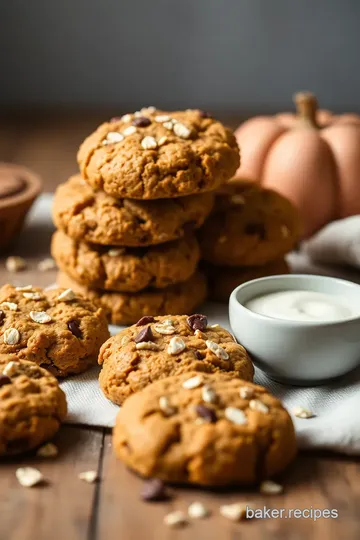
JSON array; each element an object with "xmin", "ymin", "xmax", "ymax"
[
  {"xmin": 0, "ymin": 356, "xmax": 67, "ymax": 456},
  {"xmin": 0, "ymin": 284, "xmax": 110, "ymax": 377},
  {"xmin": 199, "ymin": 179, "xmax": 301, "ymax": 266},
  {"xmin": 77, "ymin": 107, "xmax": 240, "ymax": 199},
  {"xmin": 57, "ymin": 272, "xmax": 208, "ymax": 327},
  {"xmin": 51, "ymin": 230, "xmax": 200, "ymax": 293},
  {"xmin": 53, "ymin": 175, "xmax": 214, "ymax": 247},
  {"xmin": 205, "ymin": 258, "xmax": 289, "ymax": 302},
  {"xmin": 113, "ymin": 372, "xmax": 296, "ymax": 485},
  {"xmin": 97, "ymin": 314, "xmax": 254, "ymax": 405}
]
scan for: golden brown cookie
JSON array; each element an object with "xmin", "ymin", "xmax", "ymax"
[
  {"xmin": 0, "ymin": 284, "xmax": 109, "ymax": 377},
  {"xmin": 98, "ymin": 314, "xmax": 254, "ymax": 405},
  {"xmin": 206, "ymin": 258, "xmax": 290, "ymax": 302},
  {"xmin": 199, "ymin": 179, "xmax": 301, "ymax": 266},
  {"xmin": 113, "ymin": 372, "xmax": 296, "ymax": 485},
  {"xmin": 53, "ymin": 175, "xmax": 214, "ymax": 247},
  {"xmin": 57, "ymin": 271, "xmax": 208, "ymax": 326},
  {"xmin": 77, "ymin": 108, "xmax": 239, "ymax": 199},
  {"xmin": 51, "ymin": 230, "xmax": 200, "ymax": 293},
  {"xmin": 0, "ymin": 356, "xmax": 67, "ymax": 456}
]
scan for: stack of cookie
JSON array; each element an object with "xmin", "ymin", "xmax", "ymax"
[
  {"xmin": 199, "ymin": 179, "xmax": 301, "ymax": 301},
  {"xmin": 52, "ymin": 107, "xmax": 240, "ymax": 324}
]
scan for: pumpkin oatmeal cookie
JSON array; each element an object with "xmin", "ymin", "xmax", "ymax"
[
  {"xmin": 53, "ymin": 175, "xmax": 213, "ymax": 247},
  {"xmin": 57, "ymin": 271, "xmax": 208, "ymax": 326},
  {"xmin": 113, "ymin": 372, "xmax": 296, "ymax": 485},
  {"xmin": 51, "ymin": 230, "xmax": 200, "ymax": 293},
  {"xmin": 0, "ymin": 356, "xmax": 67, "ymax": 456},
  {"xmin": 98, "ymin": 314, "xmax": 254, "ymax": 405},
  {"xmin": 77, "ymin": 108, "xmax": 239, "ymax": 199},
  {"xmin": 199, "ymin": 179, "xmax": 301, "ymax": 266},
  {"xmin": 0, "ymin": 284, "xmax": 109, "ymax": 377}
]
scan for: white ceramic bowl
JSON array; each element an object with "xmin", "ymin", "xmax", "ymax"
[{"xmin": 229, "ymin": 274, "xmax": 360, "ymax": 385}]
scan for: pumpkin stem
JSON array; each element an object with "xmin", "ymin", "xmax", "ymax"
[{"xmin": 293, "ymin": 92, "xmax": 319, "ymax": 128}]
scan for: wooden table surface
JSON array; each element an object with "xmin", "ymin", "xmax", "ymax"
[{"xmin": 0, "ymin": 113, "xmax": 359, "ymax": 539}]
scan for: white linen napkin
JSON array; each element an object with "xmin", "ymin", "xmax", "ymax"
[{"xmin": 21, "ymin": 196, "xmax": 360, "ymax": 454}]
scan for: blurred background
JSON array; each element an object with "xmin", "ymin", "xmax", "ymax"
[{"xmin": 1, "ymin": 0, "xmax": 360, "ymax": 189}]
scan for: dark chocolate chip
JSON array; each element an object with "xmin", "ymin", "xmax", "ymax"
[
  {"xmin": 244, "ymin": 223, "xmax": 266, "ymax": 240},
  {"xmin": 187, "ymin": 314, "xmax": 208, "ymax": 332},
  {"xmin": 199, "ymin": 110, "xmax": 212, "ymax": 119},
  {"xmin": 134, "ymin": 326, "xmax": 154, "ymax": 343},
  {"xmin": 136, "ymin": 316, "xmax": 156, "ymax": 326},
  {"xmin": 140, "ymin": 478, "xmax": 169, "ymax": 502},
  {"xmin": 132, "ymin": 116, "xmax": 151, "ymax": 127},
  {"xmin": 0, "ymin": 310, "xmax": 5, "ymax": 325},
  {"xmin": 195, "ymin": 404, "xmax": 217, "ymax": 423},
  {"xmin": 0, "ymin": 374, "xmax": 11, "ymax": 388},
  {"xmin": 67, "ymin": 320, "xmax": 83, "ymax": 339},
  {"xmin": 195, "ymin": 350, "xmax": 204, "ymax": 360}
]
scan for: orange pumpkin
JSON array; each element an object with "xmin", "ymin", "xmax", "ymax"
[{"xmin": 234, "ymin": 92, "xmax": 360, "ymax": 238}]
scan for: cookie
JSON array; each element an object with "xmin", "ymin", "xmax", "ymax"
[
  {"xmin": 113, "ymin": 372, "xmax": 296, "ymax": 485},
  {"xmin": 51, "ymin": 230, "xmax": 200, "ymax": 293},
  {"xmin": 0, "ymin": 356, "xmax": 67, "ymax": 456},
  {"xmin": 98, "ymin": 314, "xmax": 254, "ymax": 405},
  {"xmin": 57, "ymin": 272, "xmax": 208, "ymax": 327},
  {"xmin": 77, "ymin": 107, "xmax": 239, "ymax": 199},
  {"xmin": 199, "ymin": 179, "xmax": 301, "ymax": 266},
  {"xmin": 0, "ymin": 284, "xmax": 110, "ymax": 377},
  {"xmin": 206, "ymin": 258, "xmax": 289, "ymax": 302},
  {"xmin": 53, "ymin": 175, "xmax": 214, "ymax": 247}
]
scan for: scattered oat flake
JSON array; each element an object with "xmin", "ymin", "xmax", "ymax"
[
  {"xmin": 106, "ymin": 131, "xmax": 124, "ymax": 144},
  {"xmin": 249, "ymin": 399, "xmax": 269, "ymax": 414},
  {"xmin": 292, "ymin": 406, "xmax": 314, "ymax": 419},
  {"xmin": 260, "ymin": 480, "xmax": 283, "ymax": 495},
  {"xmin": 3, "ymin": 328, "xmax": 20, "ymax": 345},
  {"xmin": 157, "ymin": 136, "xmax": 168, "ymax": 146},
  {"xmin": 78, "ymin": 470, "xmax": 98, "ymax": 483},
  {"xmin": 108, "ymin": 248, "xmax": 125, "ymax": 257},
  {"xmin": 141, "ymin": 136, "xmax": 157, "ymax": 149},
  {"xmin": 16, "ymin": 285, "xmax": 33, "ymax": 291},
  {"xmin": 220, "ymin": 502, "xmax": 251, "ymax": 521},
  {"xmin": 16, "ymin": 467, "xmax": 44, "ymax": 487},
  {"xmin": 188, "ymin": 501, "xmax": 210, "ymax": 519},
  {"xmin": 29, "ymin": 311, "xmax": 52, "ymax": 324},
  {"xmin": 38, "ymin": 258, "xmax": 56, "ymax": 271},
  {"xmin": 155, "ymin": 114, "xmax": 171, "ymax": 123},
  {"xmin": 1, "ymin": 302, "xmax": 18, "ymax": 311},
  {"xmin": 205, "ymin": 340, "xmax": 229, "ymax": 360},
  {"xmin": 121, "ymin": 113, "xmax": 132, "ymax": 122},
  {"xmin": 36, "ymin": 442, "xmax": 58, "ymax": 458},
  {"xmin": 194, "ymin": 329, "xmax": 205, "ymax": 339},
  {"xmin": 154, "ymin": 322, "xmax": 176, "ymax": 335},
  {"xmin": 23, "ymin": 292, "xmax": 42, "ymax": 300},
  {"xmin": 167, "ymin": 336, "xmax": 186, "ymax": 355},
  {"xmin": 57, "ymin": 288, "xmax": 75, "ymax": 302},
  {"xmin": 173, "ymin": 122, "xmax": 192, "ymax": 139},
  {"xmin": 202, "ymin": 385, "xmax": 217, "ymax": 404},
  {"xmin": 163, "ymin": 121, "xmax": 174, "ymax": 130},
  {"xmin": 239, "ymin": 386, "xmax": 255, "ymax": 399},
  {"xmin": 209, "ymin": 323, "xmax": 219, "ymax": 328},
  {"xmin": 141, "ymin": 106, "xmax": 156, "ymax": 114},
  {"xmin": 182, "ymin": 375, "xmax": 203, "ymax": 389},
  {"xmin": 2, "ymin": 360, "xmax": 19, "ymax": 376},
  {"xmin": 6, "ymin": 256, "xmax": 27, "ymax": 272},
  {"xmin": 225, "ymin": 407, "xmax": 248, "ymax": 425},
  {"xmin": 123, "ymin": 125, "xmax": 137, "ymax": 136},
  {"xmin": 164, "ymin": 510, "xmax": 187, "ymax": 528},
  {"xmin": 135, "ymin": 341, "xmax": 159, "ymax": 350},
  {"xmin": 159, "ymin": 396, "xmax": 177, "ymax": 416}
]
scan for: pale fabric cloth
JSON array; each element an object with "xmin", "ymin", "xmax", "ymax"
[{"xmin": 27, "ymin": 196, "xmax": 360, "ymax": 454}]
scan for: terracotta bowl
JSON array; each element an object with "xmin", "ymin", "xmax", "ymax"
[{"xmin": 0, "ymin": 163, "xmax": 42, "ymax": 252}]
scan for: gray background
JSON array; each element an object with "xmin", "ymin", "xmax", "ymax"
[{"xmin": 1, "ymin": 0, "xmax": 360, "ymax": 113}]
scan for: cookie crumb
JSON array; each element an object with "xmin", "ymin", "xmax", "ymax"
[
  {"xmin": 57, "ymin": 288, "xmax": 76, "ymax": 302},
  {"xmin": 188, "ymin": 501, "xmax": 210, "ymax": 519},
  {"xmin": 239, "ymin": 386, "xmax": 255, "ymax": 399},
  {"xmin": 6, "ymin": 256, "xmax": 27, "ymax": 272},
  {"xmin": 141, "ymin": 478, "xmax": 168, "ymax": 501},
  {"xmin": 29, "ymin": 311, "xmax": 52, "ymax": 324},
  {"xmin": 3, "ymin": 328, "xmax": 20, "ymax": 345},
  {"xmin": 2, "ymin": 360, "xmax": 19, "ymax": 376},
  {"xmin": 108, "ymin": 248, "xmax": 126, "ymax": 257},
  {"xmin": 36, "ymin": 442, "xmax": 58, "ymax": 458},
  {"xmin": 249, "ymin": 399, "xmax": 269, "ymax": 414},
  {"xmin": 38, "ymin": 258, "xmax": 57, "ymax": 271},
  {"xmin": 220, "ymin": 502, "xmax": 252, "ymax": 521},
  {"xmin": 292, "ymin": 406, "xmax": 314, "ymax": 419},
  {"xmin": 167, "ymin": 336, "xmax": 186, "ymax": 355},
  {"xmin": 159, "ymin": 396, "xmax": 177, "ymax": 417},
  {"xmin": 260, "ymin": 480, "xmax": 283, "ymax": 495},
  {"xmin": 225, "ymin": 407, "xmax": 247, "ymax": 425},
  {"xmin": 16, "ymin": 467, "xmax": 44, "ymax": 487},
  {"xmin": 78, "ymin": 470, "xmax": 98, "ymax": 483},
  {"xmin": 164, "ymin": 510, "xmax": 187, "ymax": 528},
  {"xmin": 182, "ymin": 375, "xmax": 203, "ymax": 389}
]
